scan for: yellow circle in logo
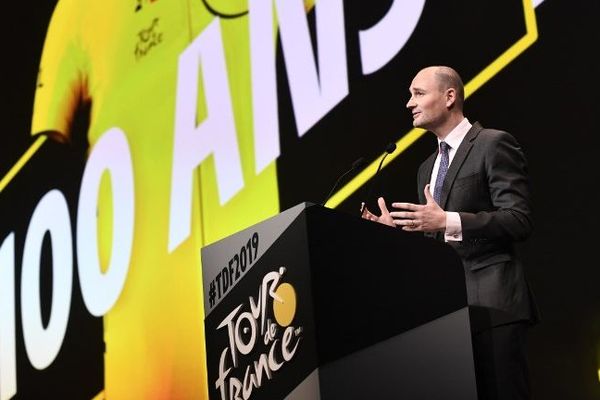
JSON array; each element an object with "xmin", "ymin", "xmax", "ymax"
[
  {"xmin": 202, "ymin": 0, "xmax": 248, "ymax": 17},
  {"xmin": 273, "ymin": 283, "xmax": 297, "ymax": 327}
]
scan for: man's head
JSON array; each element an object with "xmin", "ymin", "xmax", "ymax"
[{"xmin": 406, "ymin": 66, "xmax": 464, "ymax": 137}]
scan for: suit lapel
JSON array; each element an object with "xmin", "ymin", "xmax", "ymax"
[
  {"xmin": 439, "ymin": 122, "xmax": 483, "ymax": 208},
  {"xmin": 419, "ymin": 152, "xmax": 437, "ymax": 203}
]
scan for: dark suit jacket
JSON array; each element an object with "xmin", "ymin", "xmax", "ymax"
[{"xmin": 418, "ymin": 122, "xmax": 539, "ymax": 326}]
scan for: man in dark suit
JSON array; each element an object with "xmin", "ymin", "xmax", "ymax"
[{"xmin": 362, "ymin": 65, "xmax": 539, "ymax": 400}]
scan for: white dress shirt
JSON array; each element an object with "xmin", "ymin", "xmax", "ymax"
[{"xmin": 429, "ymin": 118, "xmax": 471, "ymax": 241}]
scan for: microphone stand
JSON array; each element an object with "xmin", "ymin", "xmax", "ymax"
[
  {"xmin": 360, "ymin": 143, "xmax": 396, "ymax": 215},
  {"xmin": 321, "ymin": 157, "xmax": 365, "ymax": 207}
]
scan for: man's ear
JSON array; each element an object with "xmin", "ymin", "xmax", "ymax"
[{"xmin": 445, "ymin": 88, "xmax": 457, "ymax": 108}]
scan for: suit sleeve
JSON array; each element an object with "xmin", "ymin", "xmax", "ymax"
[{"xmin": 459, "ymin": 131, "xmax": 533, "ymax": 242}]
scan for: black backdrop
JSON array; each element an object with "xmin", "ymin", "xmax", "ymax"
[{"xmin": 2, "ymin": 1, "xmax": 600, "ymax": 399}]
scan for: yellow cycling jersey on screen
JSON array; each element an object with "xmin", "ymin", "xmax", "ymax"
[{"xmin": 31, "ymin": 0, "xmax": 281, "ymax": 398}]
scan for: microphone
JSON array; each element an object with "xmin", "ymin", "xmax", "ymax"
[
  {"xmin": 321, "ymin": 156, "xmax": 366, "ymax": 206},
  {"xmin": 360, "ymin": 142, "xmax": 396, "ymax": 215}
]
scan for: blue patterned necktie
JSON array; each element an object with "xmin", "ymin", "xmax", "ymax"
[{"xmin": 433, "ymin": 141, "xmax": 450, "ymax": 204}]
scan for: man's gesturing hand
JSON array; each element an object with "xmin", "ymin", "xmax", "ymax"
[
  {"xmin": 361, "ymin": 197, "xmax": 395, "ymax": 227},
  {"xmin": 390, "ymin": 184, "xmax": 446, "ymax": 232}
]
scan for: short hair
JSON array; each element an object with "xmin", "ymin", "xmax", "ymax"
[{"xmin": 434, "ymin": 66, "xmax": 464, "ymax": 110}]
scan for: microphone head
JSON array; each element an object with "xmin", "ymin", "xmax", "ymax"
[{"xmin": 385, "ymin": 142, "xmax": 397, "ymax": 154}]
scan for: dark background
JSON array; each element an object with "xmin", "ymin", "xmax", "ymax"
[{"xmin": 2, "ymin": 1, "xmax": 599, "ymax": 399}]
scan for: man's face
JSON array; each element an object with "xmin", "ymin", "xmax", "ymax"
[{"xmin": 406, "ymin": 68, "xmax": 448, "ymax": 132}]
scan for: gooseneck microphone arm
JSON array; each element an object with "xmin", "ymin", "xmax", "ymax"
[
  {"xmin": 321, "ymin": 157, "xmax": 366, "ymax": 207},
  {"xmin": 360, "ymin": 142, "xmax": 396, "ymax": 215}
]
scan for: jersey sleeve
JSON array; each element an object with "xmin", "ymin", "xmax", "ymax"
[{"xmin": 31, "ymin": 0, "xmax": 88, "ymax": 141}]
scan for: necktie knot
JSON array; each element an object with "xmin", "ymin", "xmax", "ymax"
[{"xmin": 439, "ymin": 141, "xmax": 450, "ymax": 154}]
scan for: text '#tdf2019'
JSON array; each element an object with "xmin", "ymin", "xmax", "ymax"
[{"xmin": 209, "ymin": 232, "xmax": 259, "ymax": 308}]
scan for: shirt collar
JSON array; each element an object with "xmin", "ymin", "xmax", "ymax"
[{"xmin": 438, "ymin": 118, "xmax": 471, "ymax": 150}]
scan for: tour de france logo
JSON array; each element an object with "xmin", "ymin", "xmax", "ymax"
[{"xmin": 214, "ymin": 267, "xmax": 303, "ymax": 400}]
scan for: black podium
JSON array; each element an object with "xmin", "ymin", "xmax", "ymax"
[{"xmin": 201, "ymin": 203, "xmax": 478, "ymax": 400}]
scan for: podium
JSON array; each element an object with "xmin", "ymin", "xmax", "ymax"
[{"xmin": 201, "ymin": 203, "xmax": 478, "ymax": 400}]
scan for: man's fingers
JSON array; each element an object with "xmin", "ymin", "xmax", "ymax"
[
  {"xmin": 389, "ymin": 211, "xmax": 414, "ymax": 219},
  {"xmin": 361, "ymin": 207, "xmax": 378, "ymax": 220},
  {"xmin": 360, "ymin": 203, "xmax": 372, "ymax": 219},
  {"xmin": 377, "ymin": 197, "xmax": 390, "ymax": 214},
  {"xmin": 424, "ymin": 184, "xmax": 436, "ymax": 203},
  {"xmin": 391, "ymin": 202, "xmax": 419, "ymax": 210},
  {"xmin": 393, "ymin": 218, "xmax": 415, "ymax": 228}
]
